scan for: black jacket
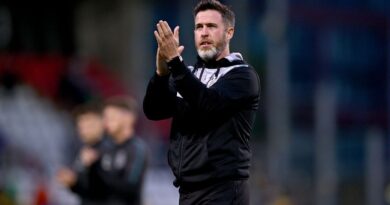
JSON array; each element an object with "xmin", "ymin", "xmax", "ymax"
[
  {"xmin": 97, "ymin": 137, "xmax": 148, "ymax": 205},
  {"xmin": 70, "ymin": 137, "xmax": 147, "ymax": 205},
  {"xmin": 70, "ymin": 139, "xmax": 110, "ymax": 205},
  {"xmin": 144, "ymin": 53, "xmax": 260, "ymax": 189}
]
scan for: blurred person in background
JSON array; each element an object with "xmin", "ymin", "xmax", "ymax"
[
  {"xmin": 100, "ymin": 96, "xmax": 148, "ymax": 205},
  {"xmin": 144, "ymin": 0, "xmax": 260, "ymax": 204},
  {"xmin": 57, "ymin": 103, "xmax": 108, "ymax": 205}
]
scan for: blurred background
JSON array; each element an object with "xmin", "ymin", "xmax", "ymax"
[{"xmin": 0, "ymin": 0, "xmax": 388, "ymax": 204}]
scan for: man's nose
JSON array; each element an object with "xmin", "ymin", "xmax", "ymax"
[{"xmin": 201, "ymin": 27, "xmax": 209, "ymax": 37}]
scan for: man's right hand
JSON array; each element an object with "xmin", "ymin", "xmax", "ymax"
[
  {"xmin": 156, "ymin": 47, "xmax": 170, "ymax": 76},
  {"xmin": 80, "ymin": 147, "xmax": 99, "ymax": 167},
  {"xmin": 156, "ymin": 25, "xmax": 184, "ymax": 76}
]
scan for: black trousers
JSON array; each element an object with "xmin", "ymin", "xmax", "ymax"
[{"xmin": 179, "ymin": 180, "xmax": 249, "ymax": 205}]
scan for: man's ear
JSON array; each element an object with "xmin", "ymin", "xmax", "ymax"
[{"xmin": 226, "ymin": 27, "xmax": 234, "ymax": 40}]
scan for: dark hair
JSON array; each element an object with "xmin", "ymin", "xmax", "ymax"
[
  {"xmin": 104, "ymin": 96, "xmax": 138, "ymax": 113},
  {"xmin": 193, "ymin": 0, "xmax": 235, "ymax": 27},
  {"xmin": 72, "ymin": 102, "xmax": 102, "ymax": 118}
]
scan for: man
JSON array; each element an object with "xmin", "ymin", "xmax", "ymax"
[
  {"xmin": 57, "ymin": 103, "xmax": 108, "ymax": 205},
  {"xmin": 99, "ymin": 97, "xmax": 148, "ymax": 205},
  {"xmin": 143, "ymin": 0, "xmax": 260, "ymax": 204}
]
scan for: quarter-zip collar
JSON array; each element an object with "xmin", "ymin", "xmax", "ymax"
[{"xmin": 195, "ymin": 52, "xmax": 245, "ymax": 69}]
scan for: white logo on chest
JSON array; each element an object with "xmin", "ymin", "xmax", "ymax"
[{"xmin": 101, "ymin": 150, "xmax": 127, "ymax": 171}]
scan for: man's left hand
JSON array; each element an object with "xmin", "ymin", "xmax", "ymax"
[
  {"xmin": 57, "ymin": 168, "xmax": 77, "ymax": 187},
  {"xmin": 154, "ymin": 20, "xmax": 184, "ymax": 62}
]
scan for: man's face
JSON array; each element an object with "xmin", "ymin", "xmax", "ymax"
[
  {"xmin": 103, "ymin": 106, "xmax": 136, "ymax": 137},
  {"xmin": 103, "ymin": 106, "xmax": 124, "ymax": 137},
  {"xmin": 77, "ymin": 113, "xmax": 104, "ymax": 144},
  {"xmin": 194, "ymin": 10, "xmax": 232, "ymax": 61}
]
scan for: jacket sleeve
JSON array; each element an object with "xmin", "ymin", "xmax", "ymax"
[
  {"xmin": 167, "ymin": 57, "xmax": 260, "ymax": 117},
  {"xmin": 143, "ymin": 73, "xmax": 177, "ymax": 120},
  {"xmin": 98, "ymin": 141, "xmax": 148, "ymax": 198},
  {"xmin": 70, "ymin": 158, "xmax": 99, "ymax": 197},
  {"xmin": 70, "ymin": 169, "xmax": 89, "ymax": 196}
]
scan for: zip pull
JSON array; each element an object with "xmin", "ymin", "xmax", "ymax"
[
  {"xmin": 206, "ymin": 67, "xmax": 220, "ymax": 88},
  {"xmin": 199, "ymin": 66, "xmax": 206, "ymax": 81}
]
